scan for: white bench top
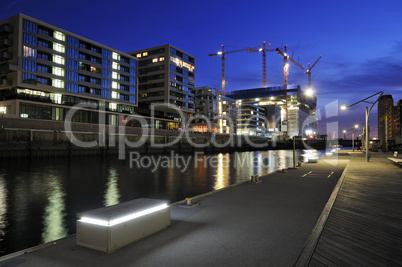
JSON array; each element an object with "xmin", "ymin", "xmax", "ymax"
[
  {"xmin": 77, "ymin": 198, "xmax": 168, "ymax": 221},
  {"xmin": 388, "ymin": 157, "xmax": 402, "ymax": 163}
]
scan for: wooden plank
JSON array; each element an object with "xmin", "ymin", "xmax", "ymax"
[
  {"xmin": 326, "ymin": 214, "xmax": 402, "ymax": 246},
  {"xmin": 308, "ymin": 256, "xmax": 330, "ymax": 267},
  {"xmin": 324, "ymin": 219, "xmax": 402, "ymax": 253},
  {"xmin": 309, "ymin": 251, "xmax": 340, "ymax": 267},
  {"xmin": 319, "ymin": 236, "xmax": 389, "ymax": 266},
  {"xmin": 321, "ymin": 227, "xmax": 402, "ymax": 266},
  {"xmin": 315, "ymin": 244, "xmax": 360, "ymax": 267},
  {"xmin": 328, "ymin": 210, "xmax": 402, "ymax": 240},
  {"xmin": 328, "ymin": 209, "xmax": 402, "ymax": 236},
  {"xmin": 330, "ymin": 206, "xmax": 402, "ymax": 231}
]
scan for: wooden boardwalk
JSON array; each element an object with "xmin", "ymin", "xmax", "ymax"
[{"xmin": 308, "ymin": 155, "xmax": 402, "ymax": 266}]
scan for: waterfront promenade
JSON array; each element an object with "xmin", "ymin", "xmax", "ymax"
[
  {"xmin": 0, "ymin": 150, "xmax": 401, "ymax": 266},
  {"xmin": 302, "ymin": 151, "xmax": 402, "ymax": 266}
]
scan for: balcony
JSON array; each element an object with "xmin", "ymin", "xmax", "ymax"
[
  {"xmin": 0, "ymin": 77, "xmax": 11, "ymax": 88},
  {"xmin": 0, "ymin": 24, "xmax": 12, "ymax": 36},
  {"xmin": 0, "ymin": 63, "xmax": 17, "ymax": 75},
  {"xmin": 0, "ymin": 51, "xmax": 12, "ymax": 61},
  {"xmin": 0, "ymin": 38, "xmax": 12, "ymax": 48}
]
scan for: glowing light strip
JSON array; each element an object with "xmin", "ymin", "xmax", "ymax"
[{"xmin": 79, "ymin": 204, "xmax": 168, "ymax": 227}]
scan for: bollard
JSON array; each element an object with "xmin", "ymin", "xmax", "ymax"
[
  {"xmin": 180, "ymin": 197, "xmax": 199, "ymax": 208},
  {"xmin": 250, "ymin": 174, "xmax": 261, "ymax": 183}
]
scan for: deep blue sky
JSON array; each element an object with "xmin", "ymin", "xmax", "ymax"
[{"xmin": 2, "ymin": 0, "xmax": 402, "ymax": 137}]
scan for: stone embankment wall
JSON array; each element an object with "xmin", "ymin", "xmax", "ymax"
[{"xmin": 0, "ymin": 117, "xmax": 294, "ymax": 158}]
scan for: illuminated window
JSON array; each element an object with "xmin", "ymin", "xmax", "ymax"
[
  {"xmin": 142, "ymin": 52, "xmax": 148, "ymax": 56},
  {"xmin": 51, "ymin": 93, "xmax": 62, "ymax": 104},
  {"xmin": 54, "ymin": 31, "xmax": 65, "ymax": 41},
  {"xmin": 112, "ymin": 81, "xmax": 119, "ymax": 89},
  {"xmin": 111, "ymin": 91, "xmax": 120, "ymax": 99},
  {"xmin": 159, "ymin": 57, "xmax": 165, "ymax": 62},
  {"xmin": 23, "ymin": 46, "xmax": 37, "ymax": 58},
  {"xmin": 112, "ymin": 52, "xmax": 120, "ymax": 60},
  {"xmin": 112, "ymin": 62, "xmax": 120, "ymax": 70},
  {"xmin": 52, "ymin": 67, "xmax": 64, "ymax": 76},
  {"xmin": 53, "ymin": 55, "xmax": 65, "ymax": 65},
  {"xmin": 152, "ymin": 58, "xmax": 158, "ymax": 63},
  {"xmin": 53, "ymin": 43, "xmax": 65, "ymax": 53},
  {"xmin": 0, "ymin": 107, "xmax": 6, "ymax": 114},
  {"xmin": 52, "ymin": 79, "xmax": 64, "ymax": 88},
  {"xmin": 136, "ymin": 53, "xmax": 141, "ymax": 58},
  {"xmin": 112, "ymin": 72, "xmax": 120, "ymax": 79},
  {"xmin": 109, "ymin": 103, "xmax": 117, "ymax": 111}
]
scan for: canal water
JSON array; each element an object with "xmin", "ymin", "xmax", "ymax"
[{"xmin": 0, "ymin": 150, "xmax": 306, "ymax": 256}]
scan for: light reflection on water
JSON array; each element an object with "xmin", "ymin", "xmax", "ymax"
[
  {"xmin": 0, "ymin": 175, "xmax": 6, "ymax": 244},
  {"xmin": 104, "ymin": 168, "xmax": 120, "ymax": 207},
  {"xmin": 0, "ymin": 150, "xmax": 304, "ymax": 256},
  {"xmin": 41, "ymin": 174, "xmax": 67, "ymax": 243}
]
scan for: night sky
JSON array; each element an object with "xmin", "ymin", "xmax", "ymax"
[{"xmin": 2, "ymin": 0, "xmax": 402, "ymax": 138}]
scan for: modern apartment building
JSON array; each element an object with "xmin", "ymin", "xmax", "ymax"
[
  {"xmin": 396, "ymin": 100, "xmax": 402, "ymax": 145},
  {"xmin": 377, "ymin": 95, "xmax": 394, "ymax": 148},
  {"xmin": 192, "ymin": 86, "xmax": 236, "ymax": 133},
  {"xmin": 129, "ymin": 45, "xmax": 195, "ymax": 129},
  {"xmin": 228, "ymin": 85, "xmax": 317, "ymax": 137},
  {"xmin": 0, "ymin": 14, "xmax": 143, "ymax": 126}
]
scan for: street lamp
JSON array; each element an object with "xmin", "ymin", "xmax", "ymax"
[
  {"xmin": 352, "ymin": 124, "xmax": 359, "ymax": 152},
  {"xmin": 340, "ymin": 91, "xmax": 384, "ymax": 162},
  {"xmin": 343, "ymin": 124, "xmax": 360, "ymax": 151},
  {"xmin": 343, "ymin": 130, "xmax": 346, "ymax": 140}
]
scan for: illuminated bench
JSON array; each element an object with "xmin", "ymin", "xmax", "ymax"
[
  {"xmin": 77, "ymin": 198, "xmax": 170, "ymax": 253},
  {"xmin": 388, "ymin": 157, "xmax": 402, "ymax": 167}
]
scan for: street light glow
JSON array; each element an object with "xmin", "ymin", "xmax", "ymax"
[
  {"xmin": 354, "ymin": 124, "xmax": 359, "ymax": 128},
  {"xmin": 340, "ymin": 105, "xmax": 347, "ymax": 110}
]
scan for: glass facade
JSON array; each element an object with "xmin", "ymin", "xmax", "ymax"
[{"xmin": 14, "ymin": 17, "xmax": 137, "ymax": 124}]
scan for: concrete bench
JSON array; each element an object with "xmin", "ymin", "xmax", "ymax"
[
  {"xmin": 76, "ymin": 198, "xmax": 170, "ymax": 253},
  {"xmin": 388, "ymin": 157, "xmax": 402, "ymax": 167}
]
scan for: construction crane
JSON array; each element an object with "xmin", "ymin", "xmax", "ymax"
[
  {"xmin": 209, "ymin": 44, "xmax": 265, "ymax": 95},
  {"xmin": 259, "ymin": 41, "xmax": 275, "ymax": 88},
  {"xmin": 305, "ymin": 55, "xmax": 322, "ymax": 90},
  {"xmin": 275, "ymin": 45, "xmax": 304, "ymax": 134}
]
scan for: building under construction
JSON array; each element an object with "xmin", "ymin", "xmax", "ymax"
[{"xmin": 228, "ymin": 85, "xmax": 317, "ymax": 138}]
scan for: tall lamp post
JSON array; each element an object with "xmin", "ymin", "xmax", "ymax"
[
  {"xmin": 341, "ymin": 91, "xmax": 384, "ymax": 162},
  {"xmin": 343, "ymin": 124, "xmax": 360, "ymax": 151},
  {"xmin": 352, "ymin": 124, "xmax": 359, "ymax": 151}
]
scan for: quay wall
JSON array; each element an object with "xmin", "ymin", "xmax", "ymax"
[{"xmin": 0, "ymin": 117, "xmax": 326, "ymax": 158}]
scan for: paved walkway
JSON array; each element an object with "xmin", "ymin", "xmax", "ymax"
[
  {"xmin": 0, "ymin": 157, "xmax": 348, "ymax": 267},
  {"xmin": 299, "ymin": 150, "xmax": 402, "ymax": 266}
]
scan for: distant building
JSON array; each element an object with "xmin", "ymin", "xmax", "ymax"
[
  {"xmin": 378, "ymin": 95, "xmax": 394, "ymax": 150},
  {"xmin": 236, "ymin": 101, "xmax": 267, "ymax": 136},
  {"xmin": 228, "ymin": 85, "xmax": 317, "ymax": 137},
  {"xmin": 191, "ymin": 86, "xmax": 236, "ymax": 133},
  {"xmin": 0, "ymin": 14, "xmax": 140, "ymax": 125},
  {"xmin": 128, "ymin": 44, "xmax": 195, "ymax": 129},
  {"xmin": 396, "ymin": 100, "xmax": 402, "ymax": 145}
]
